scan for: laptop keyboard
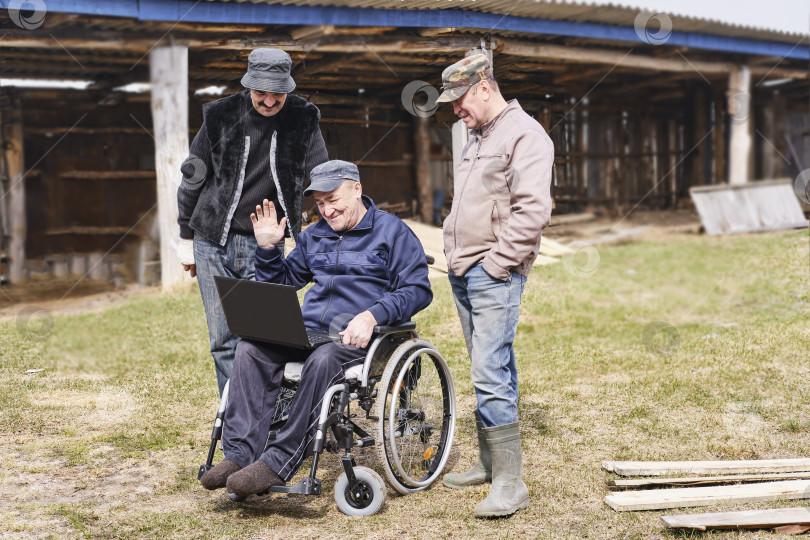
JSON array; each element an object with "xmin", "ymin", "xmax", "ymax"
[{"xmin": 306, "ymin": 329, "xmax": 334, "ymax": 346}]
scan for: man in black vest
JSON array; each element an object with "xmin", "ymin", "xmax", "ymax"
[{"xmin": 177, "ymin": 48, "xmax": 328, "ymax": 396}]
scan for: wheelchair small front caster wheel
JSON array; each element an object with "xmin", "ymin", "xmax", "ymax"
[{"xmin": 334, "ymin": 466, "xmax": 386, "ymax": 516}]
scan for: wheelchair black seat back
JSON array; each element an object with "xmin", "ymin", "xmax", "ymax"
[{"xmin": 199, "ymin": 323, "xmax": 456, "ymax": 516}]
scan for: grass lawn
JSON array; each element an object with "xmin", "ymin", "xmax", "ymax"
[{"xmin": 1, "ymin": 229, "xmax": 808, "ymax": 539}]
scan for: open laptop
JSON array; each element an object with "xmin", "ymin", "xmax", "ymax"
[{"xmin": 214, "ymin": 276, "xmax": 334, "ymax": 349}]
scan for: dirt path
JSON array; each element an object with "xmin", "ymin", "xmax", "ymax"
[{"xmin": 0, "ymin": 282, "xmax": 163, "ymax": 322}]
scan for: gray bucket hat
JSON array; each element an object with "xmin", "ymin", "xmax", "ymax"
[
  {"xmin": 241, "ymin": 48, "xmax": 296, "ymax": 94},
  {"xmin": 304, "ymin": 160, "xmax": 361, "ymax": 197}
]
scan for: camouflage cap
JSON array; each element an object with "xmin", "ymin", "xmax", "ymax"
[{"xmin": 436, "ymin": 54, "xmax": 493, "ymax": 103}]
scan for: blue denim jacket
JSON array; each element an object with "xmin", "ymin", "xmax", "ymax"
[{"xmin": 254, "ymin": 196, "xmax": 432, "ymax": 331}]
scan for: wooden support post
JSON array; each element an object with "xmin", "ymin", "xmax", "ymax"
[
  {"xmin": 575, "ymin": 105, "xmax": 585, "ymax": 202},
  {"xmin": 2, "ymin": 101, "xmax": 26, "ymax": 283},
  {"xmin": 760, "ymin": 93, "xmax": 785, "ymax": 179},
  {"xmin": 650, "ymin": 117, "xmax": 660, "ymax": 205},
  {"xmin": 451, "ymin": 119, "xmax": 469, "ymax": 184},
  {"xmin": 728, "ymin": 65, "xmax": 752, "ymax": 185},
  {"xmin": 586, "ymin": 112, "xmax": 601, "ymax": 204},
  {"xmin": 413, "ymin": 116, "xmax": 432, "ymax": 223},
  {"xmin": 150, "ymin": 43, "xmax": 189, "ymax": 290},
  {"xmin": 692, "ymin": 88, "xmax": 708, "ymax": 186},
  {"xmin": 713, "ymin": 89, "xmax": 726, "ymax": 185},
  {"xmin": 668, "ymin": 118, "xmax": 678, "ymax": 207}
]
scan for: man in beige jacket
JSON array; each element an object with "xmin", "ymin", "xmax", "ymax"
[{"xmin": 437, "ymin": 54, "xmax": 554, "ymax": 518}]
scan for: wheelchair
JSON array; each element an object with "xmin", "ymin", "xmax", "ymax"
[{"xmin": 198, "ymin": 322, "xmax": 456, "ymax": 516}]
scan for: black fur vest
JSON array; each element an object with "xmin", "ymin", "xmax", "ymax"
[{"xmin": 190, "ymin": 90, "xmax": 321, "ymax": 243}]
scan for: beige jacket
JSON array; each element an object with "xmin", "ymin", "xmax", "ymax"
[{"xmin": 444, "ymin": 100, "xmax": 553, "ymax": 279}]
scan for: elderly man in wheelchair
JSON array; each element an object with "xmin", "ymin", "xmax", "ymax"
[{"xmin": 199, "ymin": 160, "xmax": 455, "ymax": 515}]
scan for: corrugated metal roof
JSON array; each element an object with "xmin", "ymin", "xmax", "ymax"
[{"xmin": 201, "ymin": 0, "xmax": 808, "ymax": 44}]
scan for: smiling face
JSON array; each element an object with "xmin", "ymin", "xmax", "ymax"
[
  {"xmin": 451, "ymin": 82, "xmax": 489, "ymax": 130},
  {"xmin": 313, "ymin": 181, "xmax": 366, "ymax": 233},
  {"xmin": 250, "ymin": 89, "xmax": 287, "ymax": 117}
]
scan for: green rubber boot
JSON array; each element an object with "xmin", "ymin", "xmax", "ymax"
[
  {"xmin": 443, "ymin": 411, "xmax": 491, "ymax": 489},
  {"xmin": 473, "ymin": 422, "xmax": 529, "ymax": 518}
]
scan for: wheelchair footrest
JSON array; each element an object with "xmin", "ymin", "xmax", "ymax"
[
  {"xmin": 354, "ymin": 436, "xmax": 375, "ymax": 448},
  {"xmin": 267, "ymin": 477, "xmax": 321, "ymax": 496}
]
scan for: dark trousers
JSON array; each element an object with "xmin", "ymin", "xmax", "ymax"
[{"xmin": 222, "ymin": 339, "xmax": 365, "ymax": 482}]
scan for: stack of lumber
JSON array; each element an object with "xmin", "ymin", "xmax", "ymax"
[
  {"xmin": 603, "ymin": 459, "xmax": 810, "ymax": 533},
  {"xmin": 402, "ymin": 219, "xmax": 448, "ymax": 280}
]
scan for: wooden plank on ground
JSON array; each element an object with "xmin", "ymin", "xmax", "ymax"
[
  {"xmin": 588, "ymin": 226, "xmax": 651, "ymax": 246},
  {"xmin": 403, "ymin": 219, "xmax": 561, "ymax": 280},
  {"xmin": 607, "ymin": 458, "xmax": 810, "ymax": 476},
  {"xmin": 550, "ymin": 212, "xmax": 598, "ymax": 226},
  {"xmin": 609, "ymin": 472, "xmax": 810, "ymax": 490},
  {"xmin": 690, "ymin": 179, "xmax": 808, "ymax": 235},
  {"xmin": 605, "ymin": 480, "xmax": 810, "ymax": 512},
  {"xmin": 661, "ymin": 507, "xmax": 810, "ymax": 531},
  {"xmin": 537, "ymin": 237, "xmax": 573, "ymax": 257},
  {"xmin": 402, "ymin": 219, "xmax": 447, "ymax": 277}
]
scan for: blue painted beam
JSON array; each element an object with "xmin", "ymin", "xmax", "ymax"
[
  {"xmin": 0, "ymin": 0, "xmax": 139, "ymax": 18},
  {"xmin": 5, "ymin": 0, "xmax": 807, "ymax": 61},
  {"xmin": 135, "ymin": 1, "xmax": 810, "ymax": 60}
]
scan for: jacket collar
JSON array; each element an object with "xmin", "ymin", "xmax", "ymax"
[
  {"xmin": 312, "ymin": 195, "xmax": 376, "ymax": 237},
  {"xmin": 472, "ymin": 99, "xmax": 521, "ymax": 139}
]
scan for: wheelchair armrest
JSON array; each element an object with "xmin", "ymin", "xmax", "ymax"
[{"xmin": 372, "ymin": 321, "xmax": 416, "ymax": 334}]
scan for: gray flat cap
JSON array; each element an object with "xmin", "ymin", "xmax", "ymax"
[
  {"xmin": 241, "ymin": 48, "xmax": 296, "ymax": 94},
  {"xmin": 304, "ymin": 160, "xmax": 361, "ymax": 197}
]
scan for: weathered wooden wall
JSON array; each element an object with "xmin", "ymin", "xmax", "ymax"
[
  {"xmin": 13, "ymin": 88, "xmax": 418, "ymax": 283},
  {"xmin": 21, "ymin": 91, "xmax": 157, "ymax": 264}
]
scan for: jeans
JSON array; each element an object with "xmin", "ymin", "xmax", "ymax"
[
  {"xmin": 194, "ymin": 232, "xmax": 284, "ymax": 395},
  {"xmin": 448, "ymin": 263, "xmax": 527, "ymax": 428}
]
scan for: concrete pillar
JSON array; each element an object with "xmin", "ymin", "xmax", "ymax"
[
  {"xmin": 414, "ymin": 116, "xmax": 432, "ymax": 223},
  {"xmin": 728, "ymin": 65, "xmax": 752, "ymax": 185},
  {"xmin": 150, "ymin": 44, "xmax": 189, "ymax": 290},
  {"xmin": 2, "ymin": 101, "xmax": 26, "ymax": 283}
]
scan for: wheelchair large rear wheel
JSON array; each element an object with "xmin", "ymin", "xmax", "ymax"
[{"xmin": 375, "ymin": 339, "xmax": 455, "ymax": 494}]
